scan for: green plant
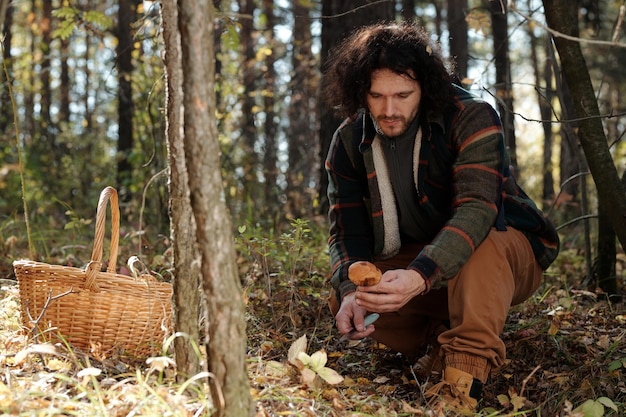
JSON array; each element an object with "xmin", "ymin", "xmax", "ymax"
[
  {"xmin": 287, "ymin": 334, "xmax": 343, "ymax": 388},
  {"xmin": 570, "ymin": 397, "xmax": 619, "ymax": 417},
  {"xmin": 237, "ymin": 218, "xmax": 330, "ymax": 333}
]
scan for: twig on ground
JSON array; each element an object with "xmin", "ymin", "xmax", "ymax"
[{"xmin": 520, "ymin": 365, "xmax": 541, "ymax": 398}]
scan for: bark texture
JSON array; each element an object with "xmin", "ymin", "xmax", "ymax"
[
  {"xmin": 543, "ymin": 0, "xmax": 626, "ymax": 251},
  {"xmin": 161, "ymin": 0, "xmax": 202, "ymax": 381},
  {"xmin": 178, "ymin": 1, "xmax": 253, "ymax": 415}
]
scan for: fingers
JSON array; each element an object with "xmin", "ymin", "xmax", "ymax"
[
  {"xmin": 335, "ymin": 292, "xmax": 367, "ymax": 334},
  {"xmin": 355, "ymin": 292, "xmax": 401, "ymax": 313},
  {"xmin": 345, "ymin": 324, "xmax": 376, "ymax": 341}
]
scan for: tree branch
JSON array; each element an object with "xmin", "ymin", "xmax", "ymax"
[{"xmin": 512, "ymin": 4, "xmax": 626, "ymax": 49}]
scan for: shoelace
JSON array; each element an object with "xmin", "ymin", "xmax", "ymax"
[{"xmin": 425, "ymin": 380, "xmax": 474, "ymax": 408}]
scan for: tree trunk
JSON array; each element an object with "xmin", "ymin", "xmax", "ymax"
[
  {"xmin": 526, "ymin": 1, "xmax": 555, "ymax": 210},
  {"xmin": 401, "ymin": 0, "xmax": 415, "ymax": 21},
  {"xmin": 549, "ymin": 33, "xmax": 593, "ymax": 280},
  {"xmin": 213, "ymin": 0, "xmax": 223, "ymax": 111},
  {"xmin": 317, "ymin": 0, "xmax": 395, "ymax": 214},
  {"xmin": 488, "ymin": 0, "xmax": 517, "ymax": 171},
  {"xmin": 116, "ymin": 0, "xmax": 138, "ymax": 198},
  {"xmin": 0, "ymin": 2, "xmax": 13, "ymax": 135},
  {"xmin": 178, "ymin": 0, "xmax": 253, "ymax": 415},
  {"xmin": 447, "ymin": 0, "xmax": 468, "ymax": 81},
  {"xmin": 80, "ymin": 28, "xmax": 94, "ymax": 199},
  {"xmin": 595, "ymin": 201, "xmax": 617, "ymax": 296},
  {"xmin": 24, "ymin": 0, "xmax": 35, "ymax": 139},
  {"xmin": 543, "ymin": 0, "xmax": 626, "ymax": 252},
  {"xmin": 539, "ymin": 37, "xmax": 555, "ymax": 210},
  {"xmin": 286, "ymin": 0, "xmax": 316, "ymax": 218},
  {"xmin": 262, "ymin": 0, "xmax": 278, "ymax": 219},
  {"xmin": 59, "ymin": 38, "xmax": 70, "ymax": 124},
  {"xmin": 40, "ymin": 0, "xmax": 52, "ymax": 133},
  {"xmin": 558, "ymin": 78, "xmax": 581, "ymax": 210},
  {"xmin": 160, "ymin": 0, "xmax": 202, "ymax": 381},
  {"xmin": 239, "ymin": 0, "xmax": 260, "ymax": 210}
]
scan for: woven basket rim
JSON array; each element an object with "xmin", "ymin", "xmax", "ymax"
[
  {"xmin": 13, "ymin": 187, "xmax": 172, "ymax": 357},
  {"xmin": 13, "ymin": 259, "xmax": 173, "ymax": 291}
]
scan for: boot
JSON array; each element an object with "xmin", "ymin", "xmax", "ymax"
[
  {"xmin": 412, "ymin": 344, "xmax": 443, "ymax": 380},
  {"xmin": 425, "ymin": 366, "xmax": 483, "ymax": 414},
  {"xmin": 412, "ymin": 323, "xmax": 448, "ymax": 379}
]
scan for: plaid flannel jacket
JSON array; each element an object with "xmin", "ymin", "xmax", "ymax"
[{"xmin": 325, "ymin": 85, "xmax": 560, "ymax": 301}]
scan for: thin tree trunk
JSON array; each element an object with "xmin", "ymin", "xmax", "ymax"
[
  {"xmin": 287, "ymin": 0, "xmax": 315, "ymax": 218},
  {"xmin": 116, "ymin": 0, "xmax": 138, "ymax": 198},
  {"xmin": 558, "ymin": 77, "xmax": 581, "ymax": 207},
  {"xmin": 213, "ymin": 0, "xmax": 223, "ymax": 111},
  {"xmin": 595, "ymin": 201, "xmax": 617, "ymax": 296},
  {"xmin": 59, "ymin": 38, "xmax": 70, "ymax": 124},
  {"xmin": 160, "ymin": 0, "xmax": 202, "ymax": 382},
  {"xmin": 401, "ymin": 0, "xmax": 415, "ymax": 21},
  {"xmin": 262, "ymin": 0, "xmax": 278, "ymax": 219},
  {"xmin": 526, "ymin": 1, "xmax": 555, "ymax": 210},
  {"xmin": 0, "ymin": 0, "xmax": 8, "ymax": 29},
  {"xmin": 24, "ymin": 0, "xmax": 35, "ymax": 139},
  {"xmin": 550, "ymin": 40, "xmax": 593, "ymax": 280},
  {"xmin": 178, "ymin": 0, "xmax": 253, "ymax": 415},
  {"xmin": 239, "ymin": 0, "xmax": 260, "ymax": 210},
  {"xmin": 81, "ymin": 27, "xmax": 94, "ymax": 198},
  {"xmin": 539, "ymin": 37, "xmax": 555, "ymax": 210},
  {"xmin": 40, "ymin": 0, "xmax": 52, "ymax": 133},
  {"xmin": 0, "ymin": 3, "xmax": 13, "ymax": 135},
  {"xmin": 544, "ymin": 0, "xmax": 626, "ymax": 252},
  {"xmin": 489, "ymin": 0, "xmax": 517, "ymax": 171},
  {"xmin": 447, "ymin": 0, "xmax": 468, "ymax": 80}
]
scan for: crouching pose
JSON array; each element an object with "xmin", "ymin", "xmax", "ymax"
[{"xmin": 323, "ymin": 22, "xmax": 559, "ymax": 413}]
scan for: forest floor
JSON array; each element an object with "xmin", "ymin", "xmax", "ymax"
[
  {"xmin": 0, "ymin": 223, "xmax": 625, "ymax": 416},
  {"xmin": 244, "ymin": 243, "xmax": 626, "ymax": 417}
]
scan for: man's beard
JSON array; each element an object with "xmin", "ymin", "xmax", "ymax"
[{"xmin": 372, "ymin": 115, "xmax": 409, "ymax": 139}]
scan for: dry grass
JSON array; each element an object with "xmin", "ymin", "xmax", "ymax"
[{"xmin": 1, "ymin": 226, "xmax": 625, "ymax": 416}]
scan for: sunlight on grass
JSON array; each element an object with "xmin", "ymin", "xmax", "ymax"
[
  {"xmin": 0, "ymin": 284, "xmax": 213, "ymax": 417},
  {"xmin": 1, "ymin": 219, "xmax": 626, "ymax": 416}
]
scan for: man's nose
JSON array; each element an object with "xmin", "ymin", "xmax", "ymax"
[{"xmin": 383, "ymin": 98, "xmax": 396, "ymax": 115}]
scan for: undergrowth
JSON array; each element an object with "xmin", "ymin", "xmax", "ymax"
[{"xmin": 0, "ymin": 219, "xmax": 625, "ymax": 416}]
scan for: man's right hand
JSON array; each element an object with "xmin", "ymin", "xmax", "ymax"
[{"xmin": 335, "ymin": 291, "xmax": 376, "ymax": 340}]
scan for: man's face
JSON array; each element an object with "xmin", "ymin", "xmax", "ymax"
[{"xmin": 366, "ymin": 68, "xmax": 422, "ymax": 138}]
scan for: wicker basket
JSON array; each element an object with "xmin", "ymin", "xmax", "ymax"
[{"xmin": 14, "ymin": 186, "xmax": 172, "ymax": 357}]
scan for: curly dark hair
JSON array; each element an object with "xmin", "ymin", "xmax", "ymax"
[{"xmin": 322, "ymin": 21, "xmax": 457, "ymax": 118}]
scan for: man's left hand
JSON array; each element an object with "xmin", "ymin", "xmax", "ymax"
[{"xmin": 354, "ymin": 269, "xmax": 426, "ymax": 313}]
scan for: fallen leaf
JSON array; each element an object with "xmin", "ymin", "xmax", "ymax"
[
  {"xmin": 77, "ymin": 367, "xmax": 102, "ymax": 378},
  {"xmin": 300, "ymin": 367, "xmax": 317, "ymax": 387},
  {"xmin": 308, "ymin": 350, "xmax": 328, "ymax": 373},
  {"xmin": 46, "ymin": 358, "xmax": 70, "ymax": 371},
  {"xmin": 14, "ymin": 344, "xmax": 62, "ymax": 365},
  {"xmin": 376, "ymin": 384, "xmax": 396, "ymax": 395},
  {"xmin": 596, "ymin": 335, "xmax": 610, "ymax": 350},
  {"xmin": 317, "ymin": 366, "xmax": 344, "ymax": 385},
  {"xmin": 288, "ymin": 335, "xmax": 307, "ymax": 368},
  {"xmin": 146, "ymin": 356, "xmax": 176, "ymax": 372}
]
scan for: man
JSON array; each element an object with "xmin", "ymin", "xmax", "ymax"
[{"xmin": 323, "ymin": 22, "xmax": 559, "ymax": 412}]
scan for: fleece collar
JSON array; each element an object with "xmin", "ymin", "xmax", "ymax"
[{"xmin": 370, "ymin": 127, "xmax": 423, "ymax": 259}]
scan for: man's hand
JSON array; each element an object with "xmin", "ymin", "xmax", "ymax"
[
  {"xmin": 355, "ymin": 269, "xmax": 426, "ymax": 313},
  {"xmin": 335, "ymin": 292, "xmax": 376, "ymax": 341}
]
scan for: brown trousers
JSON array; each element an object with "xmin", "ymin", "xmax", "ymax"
[{"xmin": 330, "ymin": 227, "xmax": 543, "ymax": 382}]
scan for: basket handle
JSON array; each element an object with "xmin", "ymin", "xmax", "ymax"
[{"xmin": 84, "ymin": 186, "xmax": 120, "ymax": 291}]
